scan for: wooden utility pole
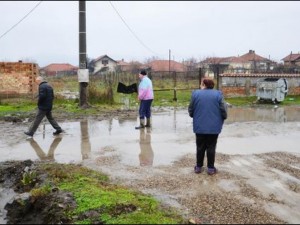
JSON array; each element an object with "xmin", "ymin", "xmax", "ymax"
[{"xmin": 79, "ymin": 1, "xmax": 89, "ymax": 108}]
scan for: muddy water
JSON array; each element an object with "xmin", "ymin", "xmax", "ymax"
[
  {"xmin": 0, "ymin": 105, "xmax": 300, "ymax": 165},
  {"xmin": 1, "ymin": 105, "xmax": 300, "ymax": 223}
]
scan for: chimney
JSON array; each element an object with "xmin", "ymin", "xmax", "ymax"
[{"xmin": 249, "ymin": 50, "xmax": 255, "ymax": 54}]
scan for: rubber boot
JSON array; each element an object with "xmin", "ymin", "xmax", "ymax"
[
  {"xmin": 145, "ymin": 118, "xmax": 151, "ymax": 127},
  {"xmin": 135, "ymin": 119, "xmax": 145, "ymax": 129}
]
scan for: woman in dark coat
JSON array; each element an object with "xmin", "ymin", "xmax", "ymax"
[{"xmin": 188, "ymin": 78, "xmax": 227, "ymax": 175}]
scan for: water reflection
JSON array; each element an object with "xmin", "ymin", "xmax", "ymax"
[
  {"xmin": 225, "ymin": 106, "xmax": 300, "ymax": 123},
  {"xmin": 139, "ymin": 128, "xmax": 154, "ymax": 166},
  {"xmin": 80, "ymin": 120, "xmax": 91, "ymax": 160},
  {"xmin": 28, "ymin": 137, "xmax": 62, "ymax": 161},
  {"xmin": 1, "ymin": 106, "xmax": 300, "ymax": 165}
]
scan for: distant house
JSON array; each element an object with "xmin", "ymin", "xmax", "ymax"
[
  {"xmin": 200, "ymin": 50, "xmax": 274, "ymax": 77},
  {"xmin": 41, "ymin": 63, "xmax": 78, "ymax": 76},
  {"xmin": 281, "ymin": 53, "xmax": 300, "ymax": 66},
  {"xmin": 116, "ymin": 59, "xmax": 144, "ymax": 73},
  {"xmin": 237, "ymin": 50, "xmax": 272, "ymax": 71},
  {"xmin": 91, "ymin": 55, "xmax": 118, "ymax": 75},
  {"xmin": 116, "ymin": 59, "xmax": 130, "ymax": 72},
  {"xmin": 146, "ymin": 60, "xmax": 187, "ymax": 72}
]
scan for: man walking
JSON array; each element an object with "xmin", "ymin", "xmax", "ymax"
[
  {"xmin": 24, "ymin": 76, "xmax": 63, "ymax": 137},
  {"xmin": 188, "ymin": 78, "xmax": 227, "ymax": 175}
]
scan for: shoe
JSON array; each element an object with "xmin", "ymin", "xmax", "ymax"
[
  {"xmin": 194, "ymin": 166, "xmax": 203, "ymax": 174},
  {"xmin": 53, "ymin": 130, "xmax": 63, "ymax": 135},
  {"xmin": 207, "ymin": 167, "xmax": 218, "ymax": 175},
  {"xmin": 24, "ymin": 131, "xmax": 33, "ymax": 137},
  {"xmin": 135, "ymin": 125, "xmax": 145, "ymax": 129}
]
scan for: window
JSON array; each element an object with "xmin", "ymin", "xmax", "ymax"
[{"xmin": 102, "ymin": 59, "xmax": 109, "ymax": 65}]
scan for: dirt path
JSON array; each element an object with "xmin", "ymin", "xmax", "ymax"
[{"xmin": 83, "ymin": 151, "xmax": 300, "ymax": 224}]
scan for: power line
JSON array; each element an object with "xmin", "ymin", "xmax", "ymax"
[
  {"xmin": 109, "ymin": 1, "xmax": 164, "ymax": 57},
  {"xmin": 0, "ymin": 1, "xmax": 43, "ymax": 40}
]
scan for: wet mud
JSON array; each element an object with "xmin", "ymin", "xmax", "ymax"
[{"xmin": 1, "ymin": 105, "xmax": 300, "ymax": 223}]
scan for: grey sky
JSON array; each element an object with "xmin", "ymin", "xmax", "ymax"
[{"xmin": 0, "ymin": 1, "xmax": 299, "ymax": 67}]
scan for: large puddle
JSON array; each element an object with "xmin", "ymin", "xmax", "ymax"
[
  {"xmin": 0, "ymin": 105, "xmax": 300, "ymax": 165},
  {"xmin": 1, "ymin": 105, "xmax": 300, "ymax": 223}
]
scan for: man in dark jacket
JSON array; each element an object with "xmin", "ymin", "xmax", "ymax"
[
  {"xmin": 24, "ymin": 76, "xmax": 63, "ymax": 137},
  {"xmin": 188, "ymin": 78, "xmax": 227, "ymax": 175}
]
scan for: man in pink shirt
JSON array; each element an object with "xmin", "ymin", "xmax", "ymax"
[{"xmin": 135, "ymin": 69, "xmax": 154, "ymax": 129}]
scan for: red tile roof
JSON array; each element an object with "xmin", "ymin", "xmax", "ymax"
[
  {"xmin": 146, "ymin": 60, "xmax": 187, "ymax": 72},
  {"xmin": 116, "ymin": 60, "xmax": 131, "ymax": 66},
  {"xmin": 281, "ymin": 54, "xmax": 300, "ymax": 62},
  {"xmin": 239, "ymin": 50, "xmax": 269, "ymax": 62},
  {"xmin": 201, "ymin": 50, "xmax": 270, "ymax": 65},
  {"xmin": 42, "ymin": 63, "xmax": 78, "ymax": 72}
]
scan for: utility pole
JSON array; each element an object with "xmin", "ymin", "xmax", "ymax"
[{"xmin": 78, "ymin": 1, "xmax": 89, "ymax": 108}]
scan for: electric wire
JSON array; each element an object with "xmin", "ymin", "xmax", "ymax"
[
  {"xmin": 0, "ymin": 1, "xmax": 43, "ymax": 40},
  {"xmin": 109, "ymin": 1, "xmax": 164, "ymax": 57}
]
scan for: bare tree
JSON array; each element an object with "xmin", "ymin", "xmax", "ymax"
[{"xmin": 182, "ymin": 57, "xmax": 198, "ymax": 71}]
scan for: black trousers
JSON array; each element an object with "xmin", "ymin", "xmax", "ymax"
[
  {"xmin": 28, "ymin": 109, "xmax": 61, "ymax": 135},
  {"xmin": 196, "ymin": 134, "xmax": 219, "ymax": 168}
]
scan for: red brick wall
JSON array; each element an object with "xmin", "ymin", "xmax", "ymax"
[
  {"xmin": 220, "ymin": 86, "xmax": 256, "ymax": 97},
  {"xmin": 0, "ymin": 62, "xmax": 39, "ymax": 96},
  {"xmin": 220, "ymin": 86, "xmax": 300, "ymax": 97}
]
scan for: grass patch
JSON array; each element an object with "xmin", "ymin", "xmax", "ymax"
[
  {"xmin": 41, "ymin": 163, "xmax": 184, "ymax": 224},
  {"xmin": 225, "ymin": 96, "xmax": 258, "ymax": 106}
]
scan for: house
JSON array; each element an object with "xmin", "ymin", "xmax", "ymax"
[
  {"xmin": 116, "ymin": 59, "xmax": 144, "ymax": 73},
  {"xmin": 281, "ymin": 52, "xmax": 300, "ymax": 67},
  {"xmin": 116, "ymin": 59, "xmax": 131, "ymax": 72},
  {"xmin": 145, "ymin": 60, "xmax": 187, "ymax": 72},
  {"xmin": 200, "ymin": 50, "xmax": 274, "ymax": 77},
  {"xmin": 91, "ymin": 55, "xmax": 118, "ymax": 75},
  {"xmin": 237, "ymin": 50, "xmax": 272, "ymax": 72},
  {"xmin": 41, "ymin": 63, "xmax": 78, "ymax": 76}
]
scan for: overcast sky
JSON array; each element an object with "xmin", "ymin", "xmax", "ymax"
[{"xmin": 0, "ymin": 1, "xmax": 300, "ymax": 67}]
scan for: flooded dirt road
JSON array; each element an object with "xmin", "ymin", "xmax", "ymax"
[{"xmin": 1, "ymin": 105, "xmax": 300, "ymax": 223}]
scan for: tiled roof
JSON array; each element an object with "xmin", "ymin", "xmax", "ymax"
[
  {"xmin": 146, "ymin": 60, "xmax": 187, "ymax": 72},
  {"xmin": 281, "ymin": 54, "xmax": 300, "ymax": 62},
  {"xmin": 220, "ymin": 73, "xmax": 300, "ymax": 77},
  {"xmin": 116, "ymin": 60, "xmax": 130, "ymax": 66},
  {"xmin": 239, "ymin": 50, "xmax": 269, "ymax": 62},
  {"xmin": 201, "ymin": 50, "xmax": 270, "ymax": 65},
  {"xmin": 42, "ymin": 63, "xmax": 78, "ymax": 72}
]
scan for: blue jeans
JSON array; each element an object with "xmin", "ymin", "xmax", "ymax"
[{"xmin": 139, "ymin": 99, "xmax": 153, "ymax": 119}]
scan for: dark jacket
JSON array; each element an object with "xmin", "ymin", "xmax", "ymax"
[
  {"xmin": 38, "ymin": 81, "xmax": 54, "ymax": 111},
  {"xmin": 188, "ymin": 89, "xmax": 227, "ymax": 134}
]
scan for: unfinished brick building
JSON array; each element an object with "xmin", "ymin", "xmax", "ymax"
[{"xmin": 0, "ymin": 61, "xmax": 39, "ymax": 98}]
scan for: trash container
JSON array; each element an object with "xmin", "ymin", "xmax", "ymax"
[{"xmin": 256, "ymin": 78, "xmax": 288, "ymax": 103}]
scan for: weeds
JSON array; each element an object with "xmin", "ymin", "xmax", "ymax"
[{"xmin": 21, "ymin": 170, "xmax": 37, "ymax": 186}]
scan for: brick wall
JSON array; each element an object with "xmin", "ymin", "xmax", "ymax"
[
  {"xmin": 0, "ymin": 62, "xmax": 39, "ymax": 96},
  {"xmin": 220, "ymin": 75, "xmax": 300, "ymax": 97}
]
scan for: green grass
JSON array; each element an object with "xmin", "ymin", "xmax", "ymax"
[
  {"xmin": 41, "ymin": 163, "xmax": 184, "ymax": 224},
  {"xmin": 225, "ymin": 96, "xmax": 258, "ymax": 106},
  {"xmin": 1, "ymin": 81, "xmax": 300, "ymax": 119}
]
